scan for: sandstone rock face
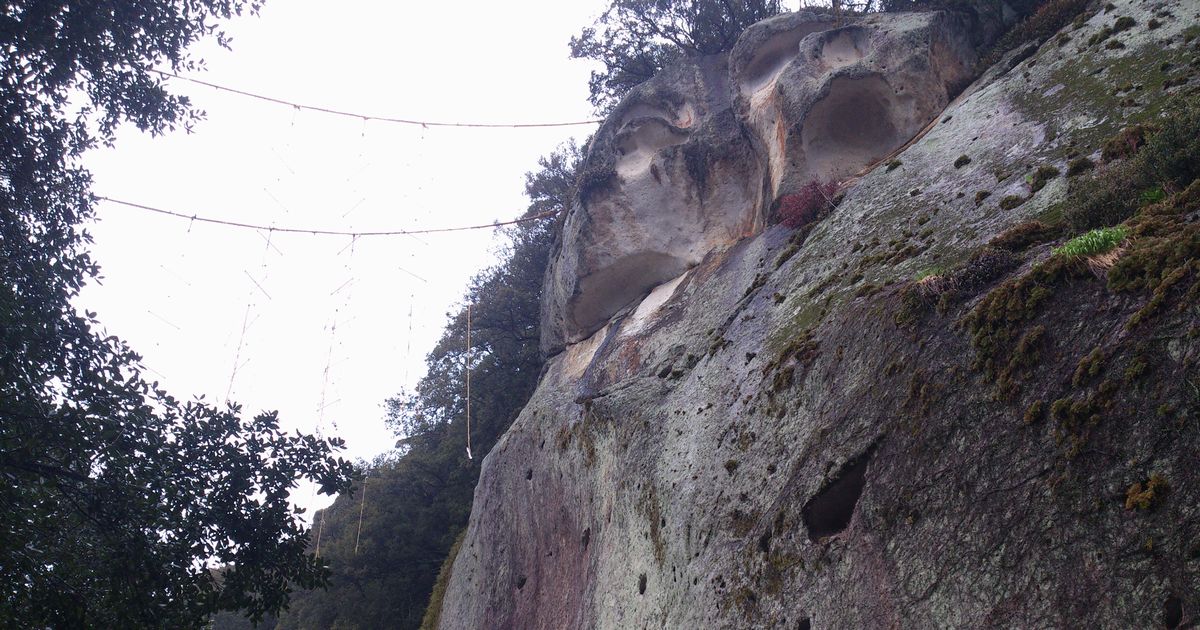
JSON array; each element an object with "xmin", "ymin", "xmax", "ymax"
[
  {"xmin": 540, "ymin": 55, "xmax": 766, "ymax": 355},
  {"xmin": 541, "ymin": 7, "xmax": 995, "ymax": 356},
  {"xmin": 730, "ymin": 10, "xmax": 979, "ymax": 198},
  {"xmin": 442, "ymin": 0, "xmax": 1200, "ymax": 628}
]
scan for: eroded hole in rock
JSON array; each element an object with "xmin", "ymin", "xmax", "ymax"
[
  {"xmin": 798, "ymin": 618, "xmax": 812, "ymax": 630},
  {"xmin": 818, "ymin": 27, "xmax": 868, "ymax": 69},
  {"xmin": 570, "ymin": 252, "xmax": 687, "ymax": 340},
  {"xmin": 801, "ymin": 448, "xmax": 873, "ymax": 541},
  {"xmin": 525, "ymin": 469, "xmax": 532, "ymax": 480},
  {"xmin": 800, "ymin": 75, "xmax": 903, "ymax": 182},
  {"xmin": 1164, "ymin": 594, "xmax": 1182, "ymax": 628},
  {"xmin": 739, "ymin": 23, "xmax": 831, "ymax": 95},
  {"xmin": 638, "ymin": 573, "xmax": 648, "ymax": 595},
  {"xmin": 516, "ymin": 575, "xmax": 527, "ymax": 590},
  {"xmin": 581, "ymin": 527, "xmax": 591, "ymax": 550},
  {"xmin": 615, "ymin": 117, "xmax": 690, "ymax": 176}
]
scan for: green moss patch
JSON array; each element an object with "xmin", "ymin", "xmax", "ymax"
[
  {"xmin": 999, "ymin": 195, "xmax": 1027, "ymax": 210},
  {"xmin": 989, "ymin": 219, "xmax": 1063, "ymax": 252},
  {"xmin": 1124, "ymin": 473, "xmax": 1169, "ymax": 511}
]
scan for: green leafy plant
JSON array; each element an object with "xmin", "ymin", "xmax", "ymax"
[{"xmin": 1052, "ymin": 226, "xmax": 1128, "ymax": 257}]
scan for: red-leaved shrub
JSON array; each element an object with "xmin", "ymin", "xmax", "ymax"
[{"xmin": 778, "ymin": 181, "xmax": 838, "ymax": 229}]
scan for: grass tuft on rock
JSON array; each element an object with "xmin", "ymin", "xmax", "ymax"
[{"xmin": 1052, "ymin": 226, "xmax": 1127, "ymax": 258}]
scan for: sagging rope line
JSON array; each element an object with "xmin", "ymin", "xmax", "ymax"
[
  {"xmin": 98, "ymin": 196, "xmax": 561, "ymax": 237},
  {"xmin": 149, "ymin": 69, "xmax": 604, "ymax": 129}
]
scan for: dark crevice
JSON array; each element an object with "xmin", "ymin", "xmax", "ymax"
[
  {"xmin": 516, "ymin": 575, "xmax": 527, "ymax": 590},
  {"xmin": 638, "ymin": 573, "xmax": 647, "ymax": 595},
  {"xmin": 1164, "ymin": 594, "xmax": 1182, "ymax": 629},
  {"xmin": 798, "ymin": 618, "xmax": 811, "ymax": 630},
  {"xmin": 801, "ymin": 447, "xmax": 874, "ymax": 541},
  {"xmin": 757, "ymin": 528, "xmax": 772, "ymax": 553}
]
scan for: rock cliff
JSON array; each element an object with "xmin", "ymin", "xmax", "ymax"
[{"xmin": 439, "ymin": 0, "xmax": 1200, "ymax": 627}]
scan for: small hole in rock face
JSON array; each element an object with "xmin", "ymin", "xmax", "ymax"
[
  {"xmin": 638, "ymin": 573, "xmax": 647, "ymax": 595},
  {"xmin": 1164, "ymin": 595, "xmax": 1183, "ymax": 628},
  {"xmin": 757, "ymin": 529, "xmax": 772, "ymax": 553},
  {"xmin": 516, "ymin": 575, "xmax": 527, "ymax": 590},
  {"xmin": 525, "ymin": 469, "xmax": 533, "ymax": 480},
  {"xmin": 582, "ymin": 527, "xmax": 591, "ymax": 550},
  {"xmin": 802, "ymin": 448, "xmax": 873, "ymax": 541},
  {"xmin": 798, "ymin": 618, "xmax": 811, "ymax": 630}
]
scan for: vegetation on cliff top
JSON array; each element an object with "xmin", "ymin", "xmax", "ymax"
[{"xmin": 570, "ymin": 0, "xmax": 784, "ymax": 112}]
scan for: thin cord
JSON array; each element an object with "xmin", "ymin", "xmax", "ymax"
[
  {"xmin": 465, "ymin": 303, "xmax": 473, "ymax": 461},
  {"xmin": 315, "ymin": 509, "xmax": 326, "ymax": 558},
  {"xmin": 150, "ymin": 69, "xmax": 604, "ymax": 129},
  {"xmin": 224, "ymin": 230, "xmax": 275, "ymax": 403},
  {"xmin": 354, "ymin": 476, "xmax": 368, "ymax": 555},
  {"xmin": 98, "ymin": 196, "xmax": 560, "ymax": 237},
  {"xmin": 318, "ymin": 236, "xmax": 357, "ymax": 432}
]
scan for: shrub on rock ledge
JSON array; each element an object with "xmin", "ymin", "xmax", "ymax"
[{"xmin": 778, "ymin": 181, "xmax": 838, "ymax": 229}]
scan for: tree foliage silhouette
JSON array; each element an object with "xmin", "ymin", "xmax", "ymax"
[
  {"xmin": 0, "ymin": 2, "xmax": 355, "ymax": 627},
  {"xmin": 570, "ymin": 0, "xmax": 783, "ymax": 112}
]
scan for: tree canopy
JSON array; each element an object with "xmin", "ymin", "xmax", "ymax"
[
  {"xmin": 0, "ymin": 1, "xmax": 355, "ymax": 627},
  {"xmin": 570, "ymin": 0, "xmax": 783, "ymax": 112}
]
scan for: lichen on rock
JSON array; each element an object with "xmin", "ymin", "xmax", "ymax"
[{"xmin": 437, "ymin": 0, "xmax": 1200, "ymax": 628}]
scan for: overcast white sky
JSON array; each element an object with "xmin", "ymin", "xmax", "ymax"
[
  {"xmin": 79, "ymin": 0, "xmax": 609, "ymax": 515},
  {"xmin": 79, "ymin": 0, "xmax": 806, "ymax": 517}
]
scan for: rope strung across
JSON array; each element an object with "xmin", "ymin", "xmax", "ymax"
[
  {"xmin": 98, "ymin": 196, "xmax": 562, "ymax": 237},
  {"xmin": 150, "ymin": 69, "xmax": 605, "ymax": 129}
]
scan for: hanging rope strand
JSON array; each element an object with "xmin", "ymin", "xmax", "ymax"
[
  {"xmin": 465, "ymin": 303, "xmax": 473, "ymax": 461},
  {"xmin": 315, "ymin": 509, "xmax": 326, "ymax": 558},
  {"xmin": 354, "ymin": 476, "xmax": 368, "ymax": 555}
]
